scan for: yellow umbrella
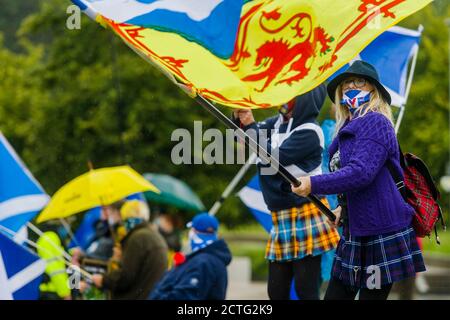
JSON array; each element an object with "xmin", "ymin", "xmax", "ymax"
[{"xmin": 36, "ymin": 165, "xmax": 159, "ymax": 223}]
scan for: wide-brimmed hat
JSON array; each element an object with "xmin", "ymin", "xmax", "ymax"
[{"xmin": 327, "ymin": 60, "xmax": 391, "ymax": 105}]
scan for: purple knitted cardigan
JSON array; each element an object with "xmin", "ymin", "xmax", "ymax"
[{"xmin": 311, "ymin": 112, "xmax": 414, "ymax": 236}]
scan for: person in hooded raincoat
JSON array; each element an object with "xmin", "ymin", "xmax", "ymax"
[
  {"xmin": 149, "ymin": 213, "xmax": 232, "ymax": 300},
  {"xmin": 233, "ymin": 84, "xmax": 340, "ymax": 300}
]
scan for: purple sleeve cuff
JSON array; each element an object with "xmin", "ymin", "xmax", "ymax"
[{"xmin": 310, "ymin": 174, "xmax": 329, "ymax": 195}]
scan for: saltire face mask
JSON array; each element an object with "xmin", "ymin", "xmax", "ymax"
[{"xmin": 340, "ymin": 89, "xmax": 372, "ymax": 115}]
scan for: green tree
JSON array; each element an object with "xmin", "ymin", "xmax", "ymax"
[
  {"xmin": 398, "ymin": 2, "xmax": 450, "ymax": 220},
  {"xmin": 0, "ymin": 0, "xmax": 42, "ymax": 51},
  {"xmin": 1, "ymin": 0, "xmax": 258, "ymax": 226}
]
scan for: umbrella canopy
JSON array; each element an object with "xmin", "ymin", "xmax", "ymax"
[
  {"xmin": 143, "ymin": 173, "xmax": 205, "ymax": 212},
  {"xmin": 37, "ymin": 166, "xmax": 159, "ymax": 223}
]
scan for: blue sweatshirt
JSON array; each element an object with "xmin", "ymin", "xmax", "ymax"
[
  {"xmin": 148, "ymin": 239, "xmax": 232, "ymax": 300},
  {"xmin": 243, "ymin": 84, "xmax": 327, "ymax": 211}
]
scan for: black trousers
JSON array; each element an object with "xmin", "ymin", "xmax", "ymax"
[
  {"xmin": 324, "ymin": 277, "xmax": 393, "ymax": 300},
  {"xmin": 268, "ymin": 255, "xmax": 322, "ymax": 300}
]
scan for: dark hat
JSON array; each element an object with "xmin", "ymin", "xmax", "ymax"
[
  {"xmin": 327, "ymin": 60, "xmax": 391, "ymax": 105},
  {"xmin": 186, "ymin": 213, "xmax": 219, "ymax": 233}
]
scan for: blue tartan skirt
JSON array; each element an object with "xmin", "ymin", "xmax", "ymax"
[{"xmin": 331, "ymin": 226, "xmax": 426, "ymax": 288}]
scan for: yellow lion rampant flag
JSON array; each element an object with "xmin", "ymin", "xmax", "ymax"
[{"xmin": 75, "ymin": 0, "xmax": 432, "ymax": 108}]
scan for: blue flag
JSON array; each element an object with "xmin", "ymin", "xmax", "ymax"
[
  {"xmin": 0, "ymin": 232, "xmax": 46, "ymax": 300},
  {"xmin": 329, "ymin": 26, "xmax": 422, "ymax": 107},
  {"xmin": 238, "ymin": 175, "xmax": 272, "ymax": 233},
  {"xmin": 0, "ymin": 132, "xmax": 49, "ymax": 233},
  {"xmin": 67, "ymin": 207, "xmax": 102, "ymax": 250},
  {"xmin": 74, "ymin": 0, "xmax": 244, "ymax": 59}
]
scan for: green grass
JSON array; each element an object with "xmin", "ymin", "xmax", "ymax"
[
  {"xmin": 422, "ymin": 229, "xmax": 450, "ymax": 255},
  {"xmin": 220, "ymin": 223, "xmax": 269, "ymax": 280},
  {"xmin": 219, "ymin": 223, "xmax": 267, "ymax": 237}
]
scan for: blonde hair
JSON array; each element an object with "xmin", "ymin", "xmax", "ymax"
[
  {"xmin": 333, "ymin": 82, "xmax": 394, "ymax": 134},
  {"xmin": 120, "ymin": 200, "xmax": 150, "ymax": 221}
]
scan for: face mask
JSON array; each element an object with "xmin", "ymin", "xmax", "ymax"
[
  {"xmin": 124, "ymin": 217, "xmax": 144, "ymax": 232},
  {"xmin": 188, "ymin": 229, "xmax": 217, "ymax": 253},
  {"xmin": 340, "ymin": 90, "xmax": 372, "ymax": 115},
  {"xmin": 108, "ymin": 215, "xmax": 118, "ymax": 227}
]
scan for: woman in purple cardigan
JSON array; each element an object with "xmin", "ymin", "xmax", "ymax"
[{"xmin": 292, "ymin": 61, "xmax": 425, "ymax": 300}]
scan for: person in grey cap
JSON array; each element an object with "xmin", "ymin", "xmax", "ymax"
[{"xmin": 148, "ymin": 213, "xmax": 232, "ymax": 300}]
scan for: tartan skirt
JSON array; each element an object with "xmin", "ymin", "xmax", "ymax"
[
  {"xmin": 331, "ymin": 226, "xmax": 426, "ymax": 288},
  {"xmin": 265, "ymin": 200, "xmax": 340, "ymax": 262}
]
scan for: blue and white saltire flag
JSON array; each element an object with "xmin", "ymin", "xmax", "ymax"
[
  {"xmin": 0, "ymin": 132, "xmax": 50, "ymax": 233},
  {"xmin": 0, "ymin": 232, "xmax": 46, "ymax": 300},
  {"xmin": 329, "ymin": 25, "xmax": 423, "ymax": 107},
  {"xmin": 238, "ymin": 175, "xmax": 272, "ymax": 233},
  {"xmin": 73, "ymin": 0, "xmax": 244, "ymax": 58}
]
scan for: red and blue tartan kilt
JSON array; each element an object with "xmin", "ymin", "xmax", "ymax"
[
  {"xmin": 265, "ymin": 199, "xmax": 340, "ymax": 262},
  {"xmin": 331, "ymin": 226, "xmax": 426, "ymax": 288}
]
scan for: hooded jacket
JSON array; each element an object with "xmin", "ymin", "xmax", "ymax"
[
  {"xmin": 243, "ymin": 84, "xmax": 327, "ymax": 211},
  {"xmin": 102, "ymin": 223, "xmax": 168, "ymax": 300},
  {"xmin": 148, "ymin": 239, "xmax": 232, "ymax": 300}
]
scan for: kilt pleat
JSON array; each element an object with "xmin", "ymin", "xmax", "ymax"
[
  {"xmin": 265, "ymin": 200, "xmax": 340, "ymax": 262},
  {"xmin": 332, "ymin": 226, "xmax": 426, "ymax": 288}
]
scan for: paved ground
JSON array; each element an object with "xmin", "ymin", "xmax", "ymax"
[
  {"xmin": 226, "ymin": 281, "xmax": 450, "ymax": 300},
  {"xmin": 227, "ymin": 281, "xmax": 268, "ymax": 300},
  {"xmin": 226, "ymin": 254, "xmax": 450, "ymax": 300}
]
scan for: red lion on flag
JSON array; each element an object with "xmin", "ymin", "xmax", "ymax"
[{"xmin": 234, "ymin": 8, "xmax": 334, "ymax": 92}]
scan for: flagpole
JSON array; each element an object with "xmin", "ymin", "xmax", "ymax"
[
  {"xmin": 209, "ymin": 153, "xmax": 257, "ymax": 216},
  {"xmin": 27, "ymin": 222, "xmax": 73, "ymax": 262},
  {"xmin": 193, "ymin": 94, "xmax": 336, "ymax": 221},
  {"xmin": 395, "ymin": 25, "xmax": 424, "ymax": 133},
  {"xmin": 24, "ymin": 223, "xmax": 95, "ymax": 281},
  {"xmin": 0, "ymin": 225, "xmax": 92, "ymax": 280},
  {"xmin": 59, "ymin": 218, "xmax": 81, "ymax": 248}
]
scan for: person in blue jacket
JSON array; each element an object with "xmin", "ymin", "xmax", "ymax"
[{"xmin": 148, "ymin": 213, "xmax": 232, "ymax": 300}]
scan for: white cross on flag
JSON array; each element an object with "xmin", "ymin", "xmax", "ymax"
[{"xmin": 0, "ymin": 232, "xmax": 46, "ymax": 300}]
